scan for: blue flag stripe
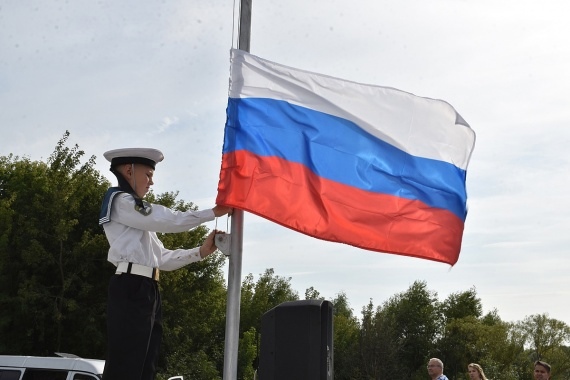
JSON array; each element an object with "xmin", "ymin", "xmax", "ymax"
[{"xmin": 224, "ymin": 97, "xmax": 468, "ymax": 220}]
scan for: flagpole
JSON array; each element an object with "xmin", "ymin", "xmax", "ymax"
[{"xmin": 223, "ymin": 1, "xmax": 251, "ymax": 379}]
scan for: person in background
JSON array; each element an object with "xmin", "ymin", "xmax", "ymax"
[
  {"xmin": 99, "ymin": 147, "xmax": 232, "ymax": 380},
  {"xmin": 468, "ymin": 363, "xmax": 489, "ymax": 380},
  {"xmin": 427, "ymin": 358, "xmax": 448, "ymax": 380},
  {"xmin": 534, "ymin": 360, "xmax": 552, "ymax": 380}
]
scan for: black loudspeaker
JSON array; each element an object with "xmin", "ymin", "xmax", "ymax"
[{"xmin": 258, "ymin": 299, "xmax": 334, "ymax": 380}]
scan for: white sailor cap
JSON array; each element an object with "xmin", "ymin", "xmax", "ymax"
[{"xmin": 103, "ymin": 148, "xmax": 164, "ymax": 170}]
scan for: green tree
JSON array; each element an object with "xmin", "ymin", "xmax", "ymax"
[
  {"xmin": 239, "ymin": 269, "xmax": 299, "ymax": 336},
  {"xmin": 441, "ymin": 287, "xmax": 482, "ymax": 321},
  {"xmin": 519, "ymin": 314, "xmax": 570, "ymax": 361},
  {"xmin": 356, "ymin": 282, "xmax": 441, "ymax": 380},
  {"xmin": 237, "ymin": 327, "xmax": 259, "ymax": 380},
  {"xmin": 331, "ymin": 292, "xmax": 362, "ymax": 380},
  {"xmin": 305, "ymin": 286, "xmax": 323, "ymax": 301},
  {"xmin": 358, "ymin": 300, "xmax": 380, "ymax": 379},
  {"xmin": 472, "ymin": 313, "xmax": 527, "ymax": 380},
  {"xmin": 516, "ymin": 314, "xmax": 570, "ymax": 379},
  {"xmin": 382, "ymin": 280, "xmax": 441, "ymax": 379},
  {"xmin": 436, "ymin": 288, "xmax": 484, "ymax": 378},
  {"xmin": 358, "ymin": 299, "xmax": 401, "ymax": 380},
  {"xmin": 0, "ymin": 132, "xmax": 111, "ymax": 357}
]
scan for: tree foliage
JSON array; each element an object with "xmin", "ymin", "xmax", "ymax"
[
  {"xmin": 330, "ymin": 292, "xmax": 362, "ymax": 380},
  {"xmin": 0, "ymin": 132, "xmax": 111, "ymax": 357},
  {"xmin": 382, "ymin": 280, "xmax": 440, "ymax": 379},
  {"xmin": 239, "ymin": 269, "xmax": 299, "ymax": 337}
]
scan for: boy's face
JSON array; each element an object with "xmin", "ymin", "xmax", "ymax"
[{"xmin": 124, "ymin": 164, "xmax": 154, "ymax": 198}]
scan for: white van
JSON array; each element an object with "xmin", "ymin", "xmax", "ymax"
[
  {"xmin": 0, "ymin": 355, "xmax": 183, "ymax": 380},
  {"xmin": 0, "ymin": 355, "xmax": 104, "ymax": 379}
]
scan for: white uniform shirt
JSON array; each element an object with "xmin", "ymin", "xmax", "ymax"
[{"xmin": 103, "ymin": 193, "xmax": 215, "ymax": 271}]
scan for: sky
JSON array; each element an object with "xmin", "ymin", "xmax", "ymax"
[{"xmin": 1, "ymin": 0, "xmax": 569, "ymax": 326}]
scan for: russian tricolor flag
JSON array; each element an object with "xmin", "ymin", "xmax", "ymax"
[{"xmin": 216, "ymin": 49, "xmax": 475, "ymax": 265}]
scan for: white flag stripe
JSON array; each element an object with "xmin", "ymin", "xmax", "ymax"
[{"xmin": 229, "ymin": 49, "xmax": 476, "ymax": 170}]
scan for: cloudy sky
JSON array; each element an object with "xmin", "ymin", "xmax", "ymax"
[{"xmin": 1, "ymin": 0, "xmax": 569, "ymax": 325}]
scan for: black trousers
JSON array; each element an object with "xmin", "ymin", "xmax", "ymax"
[{"xmin": 102, "ymin": 273, "xmax": 162, "ymax": 380}]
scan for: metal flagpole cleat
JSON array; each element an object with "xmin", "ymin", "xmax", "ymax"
[
  {"xmin": 215, "ymin": 233, "xmax": 232, "ymax": 256},
  {"xmin": 214, "ymin": 215, "xmax": 232, "ymax": 256}
]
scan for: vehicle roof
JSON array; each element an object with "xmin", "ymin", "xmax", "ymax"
[{"xmin": 0, "ymin": 355, "xmax": 105, "ymax": 374}]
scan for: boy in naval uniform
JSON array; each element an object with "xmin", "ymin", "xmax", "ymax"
[{"xmin": 99, "ymin": 147, "xmax": 231, "ymax": 380}]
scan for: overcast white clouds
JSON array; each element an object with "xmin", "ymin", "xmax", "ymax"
[{"xmin": 1, "ymin": 0, "xmax": 569, "ymax": 324}]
